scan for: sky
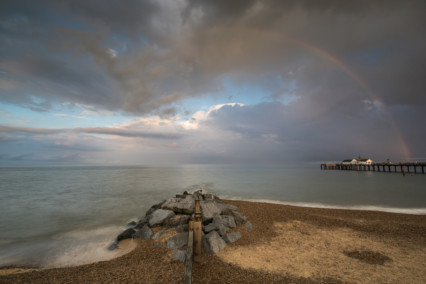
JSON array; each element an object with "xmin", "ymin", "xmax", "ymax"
[{"xmin": 0, "ymin": 0, "xmax": 425, "ymax": 166}]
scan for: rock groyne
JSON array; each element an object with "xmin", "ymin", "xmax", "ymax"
[{"xmin": 110, "ymin": 191, "xmax": 252, "ymax": 260}]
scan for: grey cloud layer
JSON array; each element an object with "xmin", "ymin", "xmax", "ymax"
[
  {"xmin": 0, "ymin": 125, "xmax": 183, "ymax": 139},
  {"xmin": 1, "ymin": 0, "xmax": 425, "ymax": 114}
]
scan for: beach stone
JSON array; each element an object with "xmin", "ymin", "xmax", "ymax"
[
  {"xmin": 245, "ymin": 221, "xmax": 253, "ymax": 230},
  {"xmin": 161, "ymin": 195, "xmax": 195, "ymax": 215},
  {"xmin": 192, "ymin": 191, "xmax": 204, "ymax": 200},
  {"xmin": 200, "ymin": 201, "xmax": 221, "ymax": 223},
  {"xmin": 203, "ymin": 193, "xmax": 220, "ymax": 201},
  {"xmin": 202, "ymin": 231, "xmax": 227, "ymax": 254},
  {"xmin": 167, "ymin": 233, "xmax": 188, "ymax": 250},
  {"xmin": 216, "ymin": 203, "xmax": 238, "ymax": 214},
  {"xmin": 223, "ymin": 232, "xmax": 242, "ymax": 243},
  {"xmin": 134, "ymin": 216, "xmax": 149, "ymax": 229},
  {"xmin": 230, "ymin": 211, "xmax": 247, "ymax": 226},
  {"xmin": 133, "ymin": 224, "xmax": 152, "ymax": 240},
  {"xmin": 213, "ymin": 215, "xmax": 236, "ymax": 229},
  {"xmin": 146, "ymin": 200, "xmax": 166, "ymax": 216},
  {"xmin": 108, "ymin": 241, "xmax": 119, "ymax": 251},
  {"xmin": 171, "ymin": 249, "xmax": 187, "ymax": 262},
  {"xmin": 163, "ymin": 214, "xmax": 190, "ymax": 227},
  {"xmin": 203, "ymin": 223, "xmax": 217, "ymax": 233},
  {"xmin": 152, "ymin": 230, "xmax": 170, "ymax": 240},
  {"xmin": 176, "ymin": 224, "xmax": 189, "ymax": 233},
  {"xmin": 217, "ymin": 224, "xmax": 229, "ymax": 237},
  {"xmin": 116, "ymin": 228, "xmax": 136, "ymax": 242},
  {"xmin": 149, "ymin": 209, "xmax": 175, "ymax": 227}
]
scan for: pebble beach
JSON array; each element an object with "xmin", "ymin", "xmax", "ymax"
[{"xmin": 1, "ymin": 200, "xmax": 425, "ymax": 283}]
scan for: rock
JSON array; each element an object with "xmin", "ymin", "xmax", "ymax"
[
  {"xmin": 200, "ymin": 201, "xmax": 221, "ymax": 223},
  {"xmin": 213, "ymin": 215, "xmax": 236, "ymax": 229},
  {"xmin": 134, "ymin": 216, "xmax": 149, "ymax": 229},
  {"xmin": 203, "ymin": 193, "xmax": 220, "ymax": 201},
  {"xmin": 154, "ymin": 241, "xmax": 164, "ymax": 247},
  {"xmin": 176, "ymin": 224, "xmax": 189, "ymax": 233},
  {"xmin": 216, "ymin": 203, "xmax": 238, "ymax": 214},
  {"xmin": 163, "ymin": 214, "xmax": 190, "ymax": 227},
  {"xmin": 108, "ymin": 241, "xmax": 119, "ymax": 251},
  {"xmin": 192, "ymin": 191, "xmax": 204, "ymax": 200},
  {"xmin": 171, "ymin": 249, "xmax": 186, "ymax": 262},
  {"xmin": 127, "ymin": 220, "xmax": 137, "ymax": 227},
  {"xmin": 133, "ymin": 224, "xmax": 152, "ymax": 240},
  {"xmin": 161, "ymin": 195, "xmax": 195, "ymax": 215},
  {"xmin": 202, "ymin": 231, "xmax": 227, "ymax": 254},
  {"xmin": 167, "ymin": 233, "xmax": 189, "ymax": 250},
  {"xmin": 245, "ymin": 221, "xmax": 253, "ymax": 230},
  {"xmin": 230, "ymin": 211, "xmax": 247, "ymax": 226},
  {"xmin": 116, "ymin": 228, "xmax": 136, "ymax": 242},
  {"xmin": 223, "ymin": 232, "xmax": 242, "ymax": 243},
  {"xmin": 213, "ymin": 215, "xmax": 237, "ymax": 228},
  {"xmin": 149, "ymin": 209, "xmax": 175, "ymax": 227},
  {"xmin": 146, "ymin": 200, "xmax": 166, "ymax": 216},
  {"xmin": 152, "ymin": 230, "xmax": 171, "ymax": 240},
  {"xmin": 217, "ymin": 224, "xmax": 229, "ymax": 237},
  {"xmin": 203, "ymin": 223, "xmax": 217, "ymax": 233}
]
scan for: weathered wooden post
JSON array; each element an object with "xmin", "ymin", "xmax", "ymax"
[{"xmin": 193, "ymin": 199, "xmax": 202, "ymax": 262}]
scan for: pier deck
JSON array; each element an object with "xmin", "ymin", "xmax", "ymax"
[{"xmin": 320, "ymin": 162, "xmax": 426, "ymax": 174}]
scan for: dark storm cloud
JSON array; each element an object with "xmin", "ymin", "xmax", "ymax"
[
  {"xmin": 1, "ymin": 0, "xmax": 425, "ymax": 115},
  {"xmin": 0, "ymin": 125, "xmax": 183, "ymax": 140}
]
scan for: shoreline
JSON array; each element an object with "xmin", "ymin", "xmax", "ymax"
[
  {"xmin": 1, "ymin": 200, "xmax": 425, "ymax": 283},
  {"xmin": 223, "ymin": 197, "xmax": 426, "ymax": 215}
]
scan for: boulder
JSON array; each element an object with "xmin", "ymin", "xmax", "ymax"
[
  {"xmin": 213, "ymin": 215, "xmax": 236, "ymax": 229},
  {"xmin": 216, "ymin": 203, "xmax": 238, "ymax": 214},
  {"xmin": 176, "ymin": 224, "xmax": 189, "ymax": 233},
  {"xmin": 116, "ymin": 228, "xmax": 136, "ymax": 242},
  {"xmin": 223, "ymin": 232, "xmax": 242, "ymax": 243},
  {"xmin": 202, "ymin": 231, "xmax": 227, "ymax": 254},
  {"xmin": 200, "ymin": 201, "xmax": 221, "ymax": 223},
  {"xmin": 134, "ymin": 216, "xmax": 149, "ymax": 229},
  {"xmin": 108, "ymin": 241, "xmax": 119, "ymax": 251},
  {"xmin": 171, "ymin": 249, "xmax": 186, "ymax": 262},
  {"xmin": 163, "ymin": 214, "xmax": 190, "ymax": 227},
  {"xmin": 149, "ymin": 209, "xmax": 175, "ymax": 227},
  {"xmin": 203, "ymin": 223, "xmax": 217, "ymax": 233},
  {"xmin": 216, "ymin": 224, "xmax": 229, "ymax": 237},
  {"xmin": 167, "ymin": 233, "xmax": 188, "ymax": 250},
  {"xmin": 203, "ymin": 193, "xmax": 220, "ymax": 201},
  {"xmin": 133, "ymin": 224, "xmax": 152, "ymax": 240},
  {"xmin": 146, "ymin": 200, "xmax": 166, "ymax": 216},
  {"xmin": 230, "ymin": 211, "xmax": 247, "ymax": 226},
  {"xmin": 161, "ymin": 195, "xmax": 195, "ymax": 215}
]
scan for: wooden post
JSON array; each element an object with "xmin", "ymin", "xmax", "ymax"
[
  {"xmin": 184, "ymin": 229, "xmax": 193, "ymax": 284},
  {"xmin": 193, "ymin": 199, "xmax": 202, "ymax": 262}
]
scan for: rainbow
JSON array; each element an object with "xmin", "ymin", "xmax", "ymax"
[{"xmin": 218, "ymin": 27, "xmax": 412, "ymax": 160}]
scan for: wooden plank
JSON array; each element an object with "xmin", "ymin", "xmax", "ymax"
[
  {"xmin": 184, "ymin": 230, "xmax": 194, "ymax": 284},
  {"xmin": 193, "ymin": 221, "xmax": 202, "ymax": 262}
]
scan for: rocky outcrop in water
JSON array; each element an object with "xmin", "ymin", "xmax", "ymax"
[{"xmin": 111, "ymin": 191, "xmax": 250, "ymax": 261}]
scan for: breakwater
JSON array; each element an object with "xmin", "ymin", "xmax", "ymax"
[{"xmin": 320, "ymin": 162, "xmax": 426, "ymax": 174}]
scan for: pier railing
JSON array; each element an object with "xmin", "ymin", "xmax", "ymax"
[{"xmin": 320, "ymin": 162, "xmax": 426, "ymax": 174}]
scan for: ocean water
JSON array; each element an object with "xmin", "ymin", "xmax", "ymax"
[{"xmin": 0, "ymin": 164, "xmax": 425, "ymax": 268}]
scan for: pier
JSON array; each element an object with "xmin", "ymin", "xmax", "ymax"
[{"xmin": 320, "ymin": 162, "xmax": 426, "ymax": 174}]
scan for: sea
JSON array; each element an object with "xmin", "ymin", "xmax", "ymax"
[{"xmin": 0, "ymin": 164, "xmax": 425, "ymax": 268}]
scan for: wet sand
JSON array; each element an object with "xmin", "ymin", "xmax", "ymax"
[{"xmin": 1, "ymin": 200, "xmax": 425, "ymax": 283}]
